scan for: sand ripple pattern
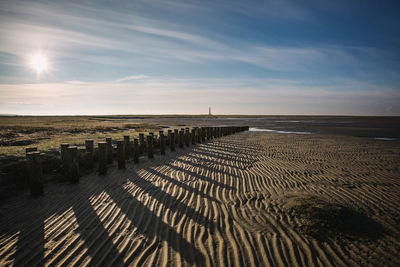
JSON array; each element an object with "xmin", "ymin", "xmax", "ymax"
[{"xmin": 1, "ymin": 132, "xmax": 400, "ymax": 266}]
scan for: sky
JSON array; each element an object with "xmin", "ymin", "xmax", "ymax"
[{"xmin": 0, "ymin": 0, "xmax": 399, "ymax": 115}]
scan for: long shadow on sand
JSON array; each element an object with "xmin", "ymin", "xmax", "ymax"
[{"xmin": 6, "ymin": 138, "xmax": 257, "ymax": 266}]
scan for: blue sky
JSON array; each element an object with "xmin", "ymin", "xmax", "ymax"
[{"xmin": 0, "ymin": 0, "xmax": 399, "ymax": 115}]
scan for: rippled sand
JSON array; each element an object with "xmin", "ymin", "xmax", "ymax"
[{"xmin": 1, "ymin": 131, "xmax": 399, "ymax": 266}]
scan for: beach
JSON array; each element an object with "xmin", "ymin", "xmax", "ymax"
[{"xmin": 1, "ymin": 129, "xmax": 399, "ymax": 266}]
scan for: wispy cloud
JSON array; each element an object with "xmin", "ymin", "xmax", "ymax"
[
  {"xmin": 116, "ymin": 75, "xmax": 149, "ymax": 82},
  {"xmin": 0, "ymin": 0, "xmax": 378, "ymax": 72}
]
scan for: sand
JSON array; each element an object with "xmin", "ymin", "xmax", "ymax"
[{"xmin": 0, "ymin": 131, "xmax": 399, "ymax": 266}]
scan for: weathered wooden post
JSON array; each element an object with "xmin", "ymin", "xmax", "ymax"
[
  {"xmin": 85, "ymin": 140, "xmax": 94, "ymax": 168},
  {"xmin": 26, "ymin": 151, "xmax": 44, "ymax": 196},
  {"xmin": 160, "ymin": 131, "xmax": 165, "ymax": 155},
  {"xmin": 169, "ymin": 132, "xmax": 175, "ymax": 151},
  {"xmin": 191, "ymin": 128, "xmax": 196, "ymax": 145},
  {"xmin": 26, "ymin": 147, "xmax": 37, "ymax": 154},
  {"xmin": 137, "ymin": 133, "xmax": 144, "ymax": 154},
  {"xmin": 133, "ymin": 138, "xmax": 139, "ymax": 163},
  {"xmin": 67, "ymin": 146, "xmax": 79, "ymax": 183},
  {"xmin": 178, "ymin": 130, "xmax": 184, "ymax": 148},
  {"xmin": 117, "ymin": 140, "xmax": 125, "ymax": 169},
  {"xmin": 185, "ymin": 128, "xmax": 190, "ymax": 146},
  {"xmin": 60, "ymin": 143, "xmax": 69, "ymax": 173},
  {"xmin": 124, "ymin": 135, "xmax": 130, "ymax": 160},
  {"xmin": 98, "ymin": 142, "xmax": 107, "ymax": 175},
  {"xmin": 196, "ymin": 127, "xmax": 201, "ymax": 143},
  {"xmin": 106, "ymin": 137, "xmax": 113, "ymax": 164},
  {"xmin": 166, "ymin": 130, "xmax": 172, "ymax": 145},
  {"xmin": 147, "ymin": 135, "xmax": 153, "ymax": 158},
  {"xmin": 174, "ymin": 129, "xmax": 179, "ymax": 144}
]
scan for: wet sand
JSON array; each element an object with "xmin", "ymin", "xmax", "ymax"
[{"xmin": 1, "ymin": 131, "xmax": 400, "ymax": 266}]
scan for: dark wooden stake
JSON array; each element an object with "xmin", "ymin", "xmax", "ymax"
[
  {"xmin": 169, "ymin": 132, "xmax": 175, "ymax": 151},
  {"xmin": 139, "ymin": 133, "xmax": 145, "ymax": 154},
  {"xmin": 185, "ymin": 128, "xmax": 190, "ymax": 146},
  {"xmin": 60, "ymin": 143, "xmax": 69, "ymax": 174},
  {"xmin": 85, "ymin": 140, "xmax": 94, "ymax": 169},
  {"xmin": 160, "ymin": 131, "xmax": 165, "ymax": 155},
  {"xmin": 133, "ymin": 138, "xmax": 139, "ymax": 163},
  {"xmin": 191, "ymin": 128, "xmax": 196, "ymax": 145},
  {"xmin": 174, "ymin": 129, "xmax": 179, "ymax": 144},
  {"xmin": 117, "ymin": 140, "xmax": 125, "ymax": 169},
  {"xmin": 124, "ymin": 135, "xmax": 130, "ymax": 160},
  {"xmin": 98, "ymin": 142, "xmax": 107, "ymax": 175},
  {"xmin": 106, "ymin": 137, "xmax": 113, "ymax": 164},
  {"xmin": 147, "ymin": 135, "xmax": 153, "ymax": 158},
  {"xmin": 67, "ymin": 146, "xmax": 79, "ymax": 183},
  {"xmin": 26, "ymin": 151, "xmax": 44, "ymax": 196},
  {"xmin": 179, "ymin": 130, "xmax": 184, "ymax": 148}
]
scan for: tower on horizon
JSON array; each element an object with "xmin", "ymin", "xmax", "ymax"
[{"xmin": 208, "ymin": 107, "xmax": 212, "ymax": 116}]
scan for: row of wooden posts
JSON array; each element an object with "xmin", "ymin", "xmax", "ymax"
[{"xmin": 25, "ymin": 126, "xmax": 249, "ymax": 196}]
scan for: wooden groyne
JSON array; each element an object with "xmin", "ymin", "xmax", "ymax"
[{"xmin": 24, "ymin": 126, "xmax": 249, "ymax": 195}]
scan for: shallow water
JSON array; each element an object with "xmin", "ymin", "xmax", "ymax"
[
  {"xmin": 373, "ymin": 137, "xmax": 398, "ymax": 141},
  {"xmin": 249, "ymin": 127, "xmax": 312, "ymax": 134}
]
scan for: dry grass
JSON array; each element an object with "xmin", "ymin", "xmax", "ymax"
[{"xmin": 0, "ymin": 116, "xmax": 160, "ymax": 158}]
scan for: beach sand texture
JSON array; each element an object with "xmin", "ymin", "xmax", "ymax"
[{"xmin": 1, "ymin": 131, "xmax": 399, "ymax": 266}]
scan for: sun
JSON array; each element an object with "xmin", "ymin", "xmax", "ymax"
[{"xmin": 29, "ymin": 52, "xmax": 49, "ymax": 74}]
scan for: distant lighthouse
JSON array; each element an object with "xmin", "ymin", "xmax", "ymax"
[{"xmin": 208, "ymin": 107, "xmax": 212, "ymax": 116}]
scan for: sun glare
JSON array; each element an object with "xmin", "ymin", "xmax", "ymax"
[{"xmin": 29, "ymin": 52, "xmax": 49, "ymax": 74}]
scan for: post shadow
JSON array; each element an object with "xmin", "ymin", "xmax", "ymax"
[
  {"xmin": 187, "ymin": 151, "xmax": 254, "ymax": 171},
  {"xmin": 126, "ymin": 168, "xmax": 215, "ymax": 228},
  {"xmin": 99, "ymin": 175, "xmax": 206, "ymax": 266},
  {"xmin": 70, "ymin": 193, "xmax": 125, "ymax": 266},
  {"xmin": 13, "ymin": 198, "xmax": 45, "ymax": 267},
  {"xmin": 144, "ymin": 167, "xmax": 221, "ymax": 203},
  {"xmin": 168, "ymin": 159, "xmax": 238, "ymax": 189}
]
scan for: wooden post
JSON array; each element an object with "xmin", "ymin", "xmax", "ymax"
[
  {"xmin": 147, "ymin": 135, "xmax": 153, "ymax": 159},
  {"xmin": 174, "ymin": 129, "xmax": 179, "ymax": 144},
  {"xmin": 106, "ymin": 137, "xmax": 113, "ymax": 164},
  {"xmin": 169, "ymin": 132, "xmax": 175, "ymax": 151},
  {"xmin": 124, "ymin": 135, "xmax": 130, "ymax": 160},
  {"xmin": 26, "ymin": 151, "xmax": 44, "ymax": 196},
  {"xmin": 139, "ymin": 133, "xmax": 145, "ymax": 154},
  {"xmin": 67, "ymin": 146, "xmax": 79, "ymax": 183},
  {"xmin": 133, "ymin": 138, "xmax": 139, "ymax": 163},
  {"xmin": 196, "ymin": 127, "xmax": 201, "ymax": 143},
  {"xmin": 60, "ymin": 143, "xmax": 69, "ymax": 174},
  {"xmin": 185, "ymin": 128, "xmax": 190, "ymax": 146},
  {"xmin": 178, "ymin": 130, "xmax": 184, "ymax": 148},
  {"xmin": 85, "ymin": 140, "xmax": 94, "ymax": 169},
  {"xmin": 25, "ymin": 147, "xmax": 37, "ymax": 154},
  {"xmin": 191, "ymin": 128, "xmax": 196, "ymax": 145},
  {"xmin": 117, "ymin": 140, "xmax": 125, "ymax": 169},
  {"xmin": 160, "ymin": 131, "xmax": 165, "ymax": 155},
  {"xmin": 98, "ymin": 142, "xmax": 107, "ymax": 175},
  {"xmin": 166, "ymin": 130, "xmax": 172, "ymax": 145}
]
